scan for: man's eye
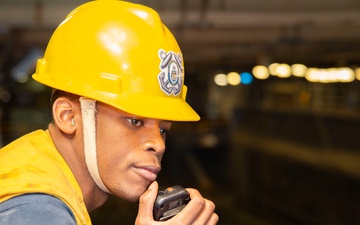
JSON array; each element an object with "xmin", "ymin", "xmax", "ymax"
[
  {"xmin": 159, "ymin": 128, "xmax": 169, "ymax": 137},
  {"xmin": 127, "ymin": 118, "xmax": 143, "ymax": 127}
]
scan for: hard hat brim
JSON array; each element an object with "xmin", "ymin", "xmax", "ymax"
[{"xmin": 109, "ymin": 93, "xmax": 201, "ymax": 122}]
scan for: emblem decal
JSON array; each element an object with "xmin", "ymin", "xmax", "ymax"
[{"xmin": 158, "ymin": 49, "xmax": 183, "ymax": 96}]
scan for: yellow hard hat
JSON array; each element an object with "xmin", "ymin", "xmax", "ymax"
[{"xmin": 33, "ymin": 0, "xmax": 200, "ymax": 121}]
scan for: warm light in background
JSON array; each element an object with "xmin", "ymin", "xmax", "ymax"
[
  {"xmin": 355, "ymin": 67, "xmax": 360, "ymax": 80},
  {"xmin": 214, "ymin": 65, "xmax": 359, "ymax": 86},
  {"xmin": 252, "ymin": 65, "xmax": 269, "ymax": 79},
  {"xmin": 268, "ymin": 63, "xmax": 279, "ymax": 76},
  {"xmin": 291, "ymin": 64, "xmax": 307, "ymax": 77},
  {"xmin": 305, "ymin": 67, "xmax": 354, "ymax": 83},
  {"xmin": 338, "ymin": 67, "xmax": 355, "ymax": 82},
  {"xmin": 214, "ymin": 73, "xmax": 228, "ymax": 86},
  {"xmin": 276, "ymin": 63, "xmax": 292, "ymax": 78},
  {"xmin": 227, "ymin": 72, "xmax": 241, "ymax": 86}
]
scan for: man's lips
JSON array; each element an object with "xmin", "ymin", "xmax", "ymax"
[{"xmin": 133, "ymin": 165, "xmax": 161, "ymax": 181}]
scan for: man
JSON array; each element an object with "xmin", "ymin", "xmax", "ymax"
[{"xmin": 0, "ymin": 0, "xmax": 218, "ymax": 224}]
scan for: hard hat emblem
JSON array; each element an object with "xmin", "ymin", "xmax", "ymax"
[{"xmin": 158, "ymin": 49, "xmax": 183, "ymax": 96}]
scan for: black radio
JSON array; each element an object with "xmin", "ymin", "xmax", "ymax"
[{"xmin": 153, "ymin": 185, "xmax": 190, "ymax": 221}]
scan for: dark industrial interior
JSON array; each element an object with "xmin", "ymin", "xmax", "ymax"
[{"xmin": 1, "ymin": 0, "xmax": 360, "ymax": 224}]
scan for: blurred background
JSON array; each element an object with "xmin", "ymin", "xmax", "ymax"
[{"xmin": 1, "ymin": 0, "xmax": 360, "ymax": 224}]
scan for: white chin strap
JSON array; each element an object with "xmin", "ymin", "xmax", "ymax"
[{"xmin": 79, "ymin": 97, "xmax": 111, "ymax": 194}]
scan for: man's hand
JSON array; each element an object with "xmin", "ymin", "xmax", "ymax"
[{"xmin": 135, "ymin": 181, "xmax": 219, "ymax": 225}]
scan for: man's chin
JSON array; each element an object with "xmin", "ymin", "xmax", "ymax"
[{"xmin": 118, "ymin": 186, "xmax": 148, "ymax": 203}]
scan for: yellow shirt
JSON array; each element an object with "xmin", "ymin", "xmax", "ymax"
[{"xmin": 0, "ymin": 130, "xmax": 91, "ymax": 225}]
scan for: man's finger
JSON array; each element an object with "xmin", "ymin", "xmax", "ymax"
[
  {"xmin": 171, "ymin": 188, "xmax": 205, "ymax": 223},
  {"xmin": 135, "ymin": 181, "xmax": 158, "ymax": 225}
]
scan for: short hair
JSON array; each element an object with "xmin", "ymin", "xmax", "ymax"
[{"xmin": 50, "ymin": 89, "xmax": 80, "ymax": 106}]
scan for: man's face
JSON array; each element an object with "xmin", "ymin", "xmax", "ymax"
[{"xmin": 94, "ymin": 102, "xmax": 172, "ymax": 202}]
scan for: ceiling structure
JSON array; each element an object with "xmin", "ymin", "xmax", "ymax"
[{"xmin": 1, "ymin": 0, "xmax": 360, "ymax": 76}]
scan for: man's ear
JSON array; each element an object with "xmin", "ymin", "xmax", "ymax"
[{"xmin": 52, "ymin": 97, "xmax": 79, "ymax": 135}]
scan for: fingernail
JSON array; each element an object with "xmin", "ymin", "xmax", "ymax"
[{"xmin": 148, "ymin": 181, "xmax": 157, "ymax": 190}]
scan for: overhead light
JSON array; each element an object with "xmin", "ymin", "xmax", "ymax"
[
  {"xmin": 268, "ymin": 63, "xmax": 279, "ymax": 76},
  {"xmin": 291, "ymin": 64, "xmax": 307, "ymax": 77},
  {"xmin": 276, "ymin": 63, "xmax": 291, "ymax": 78},
  {"xmin": 355, "ymin": 67, "xmax": 360, "ymax": 80},
  {"xmin": 227, "ymin": 72, "xmax": 240, "ymax": 86},
  {"xmin": 305, "ymin": 67, "xmax": 354, "ymax": 83},
  {"xmin": 214, "ymin": 73, "xmax": 228, "ymax": 86},
  {"xmin": 252, "ymin": 65, "xmax": 269, "ymax": 79}
]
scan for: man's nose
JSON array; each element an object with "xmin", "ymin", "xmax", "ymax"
[{"xmin": 141, "ymin": 127, "xmax": 166, "ymax": 156}]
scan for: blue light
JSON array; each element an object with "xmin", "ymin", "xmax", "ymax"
[{"xmin": 240, "ymin": 72, "xmax": 253, "ymax": 85}]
